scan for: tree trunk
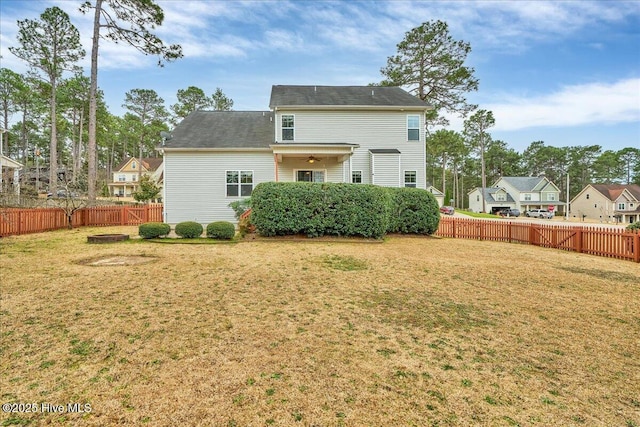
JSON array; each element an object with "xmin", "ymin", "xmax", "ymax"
[
  {"xmin": 49, "ymin": 77, "xmax": 58, "ymax": 193},
  {"xmin": 87, "ymin": 0, "xmax": 102, "ymax": 203}
]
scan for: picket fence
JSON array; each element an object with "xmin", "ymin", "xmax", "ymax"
[
  {"xmin": 437, "ymin": 217, "xmax": 640, "ymax": 263},
  {"xmin": 0, "ymin": 204, "xmax": 163, "ymax": 237},
  {"xmin": 1, "ymin": 206, "xmax": 637, "ymax": 263}
]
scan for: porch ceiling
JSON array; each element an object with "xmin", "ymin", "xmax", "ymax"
[
  {"xmin": 270, "ymin": 143, "xmax": 359, "ymax": 163},
  {"xmin": 270, "ymin": 143, "xmax": 359, "ymax": 155}
]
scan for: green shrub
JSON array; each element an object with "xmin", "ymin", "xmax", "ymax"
[
  {"xmin": 626, "ymin": 222, "xmax": 640, "ymax": 231},
  {"xmin": 228, "ymin": 198, "xmax": 251, "ymax": 220},
  {"xmin": 174, "ymin": 221, "xmax": 203, "ymax": 238},
  {"xmin": 206, "ymin": 221, "xmax": 236, "ymax": 240},
  {"xmin": 138, "ymin": 222, "xmax": 171, "ymax": 239},
  {"xmin": 251, "ymin": 182, "xmax": 391, "ymax": 238},
  {"xmin": 386, "ymin": 187, "xmax": 440, "ymax": 235}
]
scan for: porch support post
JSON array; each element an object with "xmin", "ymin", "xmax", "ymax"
[{"xmin": 273, "ymin": 154, "xmax": 279, "ymax": 182}]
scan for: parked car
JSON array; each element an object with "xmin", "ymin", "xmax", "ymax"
[
  {"xmin": 525, "ymin": 209, "xmax": 553, "ymax": 219},
  {"xmin": 440, "ymin": 206, "xmax": 455, "ymax": 215},
  {"xmin": 499, "ymin": 208, "xmax": 520, "ymax": 217}
]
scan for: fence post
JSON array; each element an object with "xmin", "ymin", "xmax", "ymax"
[
  {"xmin": 121, "ymin": 206, "xmax": 126, "ymax": 226},
  {"xmin": 452, "ymin": 218, "xmax": 456, "ymax": 239},
  {"xmin": 144, "ymin": 204, "xmax": 149, "ymax": 223},
  {"xmin": 635, "ymin": 232, "xmax": 640, "ymax": 263},
  {"xmin": 575, "ymin": 228, "xmax": 582, "ymax": 253},
  {"xmin": 18, "ymin": 209, "xmax": 23, "ymax": 235}
]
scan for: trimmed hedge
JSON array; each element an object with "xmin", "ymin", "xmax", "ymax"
[
  {"xmin": 138, "ymin": 222, "xmax": 171, "ymax": 239},
  {"xmin": 251, "ymin": 182, "xmax": 392, "ymax": 238},
  {"xmin": 174, "ymin": 221, "xmax": 203, "ymax": 238},
  {"xmin": 206, "ymin": 221, "xmax": 236, "ymax": 240},
  {"xmin": 385, "ymin": 187, "xmax": 440, "ymax": 235}
]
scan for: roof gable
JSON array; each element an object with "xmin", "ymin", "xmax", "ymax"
[
  {"xmin": 115, "ymin": 157, "xmax": 162, "ymax": 172},
  {"xmin": 591, "ymin": 184, "xmax": 640, "ymax": 202},
  {"xmin": 269, "ymin": 85, "xmax": 430, "ymax": 109}
]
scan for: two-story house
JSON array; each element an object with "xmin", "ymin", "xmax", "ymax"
[
  {"xmin": 468, "ymin": 176, "xmax": 564, "ymax": 215},
  {"xmin": 108, "ymin": 157, "xmax": 163, "ymax": 199},
  {"xmin": 570, "ymin": 184, "xmax": 640, "ymax": 224},
  {"xmin": 161, "ymin": 85, "xmax": 431, "ymax": 224}
]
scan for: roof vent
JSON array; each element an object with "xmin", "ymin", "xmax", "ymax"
[
  {"xmin": 371, "ymin": 89, "xmax": 375, "ymax": 96},
  {"xmin": 314, "ymin": 86, "xmax": 317, "ymax": 92}
]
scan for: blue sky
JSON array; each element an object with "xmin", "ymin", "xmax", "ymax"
[{"xmin": 1, "ymin": 0, "xmax": 639, "ymax": 153}]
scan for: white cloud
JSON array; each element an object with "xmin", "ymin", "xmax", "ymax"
[{"xmin": 487, "ymin": 78, "xmax": 640, "ymax": 131}]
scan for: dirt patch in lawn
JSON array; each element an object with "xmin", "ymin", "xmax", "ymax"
[{"xmin": 77, "ymin": 254, "xmax": 158, "ymax": 266}]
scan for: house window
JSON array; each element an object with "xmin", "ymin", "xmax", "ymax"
[
  {"xmin": 404, "ymin": 171, "xmax": 417, "ymax": 187},
  {"xmin": 282, "ymin": 115, "xmax": 294, "ymax": 141},
  {"xmin": 586, "ymin": 194, "xmax": 590, "ymax": 200},
  {"xmin": 524, "ymin": 193, "xmax": 532, "ymax": 201},
  {"xmin": 296, "ymin": 170, "xmax": 325, "ymax": 182},
  {"xmin": 407, "ymin": 115, "xmax": 420, "ymax": 141},
  {"xmin": 226, "ymin": 170, "xmax": 253, "ymax": 197},
  {"xmin": 548, "ymin": 193, "xmax": 556, "ymax": 201},
  {"xmin": 352, "ymin": 171, "xmax": 362, "ymax": 184},
  {"xmin": 496, "ymin": 193, "xmax": 506, "ymax": 201},
  {"xmin": 618, "ymin": 203, "xmax": 625, "ymax": 210},
  {"xmin": 132, "ymin": 161, "xmax": 136, "ymax": 169},
  {"xmin": 477, "ymin": 195, "xmax": 480, "ymax": 202},
  {"xmin": 118, "ymin": 174, "xmax": 126, "ymax": 182}
]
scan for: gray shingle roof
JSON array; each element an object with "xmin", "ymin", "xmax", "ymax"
[
  {"xmin": 482, "ymin": 188, "xmax": 516, "ymax": 203},
  {"xmin": 164, "ymin": 111, "xmax": 274, "ymax": 149},
  {"xmin": 269, "ymin": 85, "xmax": 430, "ymax": 109},
  {"xmin": 500, "ymin": 177, "xmax": 545, "ymax": 192}
]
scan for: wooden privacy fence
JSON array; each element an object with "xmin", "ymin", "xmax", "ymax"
[
  {"xmin": 437, "ymin": 217, "xmax": 640, "ymax": 263},
  {"xmin": 0, "ymin": 204, "xmax": 163, "ymax": 237}
]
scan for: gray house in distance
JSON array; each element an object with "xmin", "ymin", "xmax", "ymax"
[
  {"xmin": 468, "ymin": 176, "xmax": 564, "ymax": 215},
  {"xmin": 160, "ymin": 85, "xmax": 431, "ymax": 224}
]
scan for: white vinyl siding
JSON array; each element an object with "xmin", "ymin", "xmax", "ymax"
[
  {"xmin": 164, "ymin": 151, "xmax": 274, "ymax": 224},
  {"xmin": 275, "ymin": 111, "xmax": 426, "ymax": 189},
  {"xmin": 371, "ymin": 152, "xmax": 400, "ymax": 187}
]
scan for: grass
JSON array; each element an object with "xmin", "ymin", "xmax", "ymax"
[
  {"xmin": 1, "ymin": 226, "xmax": 639, "ymax": 426},
  {"xmin": 457, "ymin": 210, "xmax": 501, "ymax": 219}
]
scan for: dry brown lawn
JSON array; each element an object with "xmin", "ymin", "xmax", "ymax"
[{"xmin": 1, "ymin": 226, "xmax": 639, "ymax": 427}]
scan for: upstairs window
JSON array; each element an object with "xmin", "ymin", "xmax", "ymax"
[
  {"xmin": 404, "ymin": 171, "xmax": 417, "ymax": 187},
  {"xmin": 548, "ymin": 193, "xmax": 556, "ymax": 201},
  {"xmin": 352, "ymin": 171, "xmax": 362, "ymax": 184},
  {"xmin": 524, "ymin": 193, "xmax": 532, "ymax": 201},
  {"xmin": 282, "ymin": 115, "xmax": 294, "ymax": 141},
  {"xmin": 496, "ymin": 193, "xmax": 506, "ymax": 201},
  {"xmin": 407, "ymin": 115, "xmax": 420, "ymax": 141},
  {"xmin": 618, "ymin": 203, "xmax": 625, "ymax": 210},
  {"xmin": 118, "ymin": 174, "xmax": 126, "ymax": 182},
  {"xmin": 226, "ymin": 171, "xmax": 253, "ymax": 197}
]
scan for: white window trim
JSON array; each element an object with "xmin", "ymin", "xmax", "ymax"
[
  {"xmin": 403, "ymin": 170, "xmax": 417, "ymax": 187},
  {"xmin": 352, "ymin": 170, "xmax": 363, "ymax": 184},
  {"xmin": 282, "ymin": 114, "xmax": 295, "ymax": 141},
  {"xmin": 293, "ymin": 169, "xmax": 327, "ymax": 182},
  {"xmin": 225, "ymin": 170, "xmax": 254, "ymax": 198},
  {"xmin": 407, "ymin": 114, "xmax": 420, "ymax": 141}
]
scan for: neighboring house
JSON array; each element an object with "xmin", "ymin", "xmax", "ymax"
[
  {"xmin": 570, "ymin": 184, "xmax": 640, "ymax": 224},
  {"xmin": 1, "ymin": 155, "xmax": 23, "ymax": 195},
  {"xmin": 108, "ymin": 157, "xmax": 163, "ymax": 199},
  {"xmin": 468, "ymin": 176, "xmax": 564, "ymax": 215},
  {"xmin": 161, "ymin": 85, "xmax": 431, "ymax": 224},
  {"xmin": 426, "ymin": 183, "xmax": 445, "ymax": 207}
]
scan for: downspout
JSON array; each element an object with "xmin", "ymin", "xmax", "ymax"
[{"xmin": 274, "ymin": 154, "xmax": 279, "ymax": 182}]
